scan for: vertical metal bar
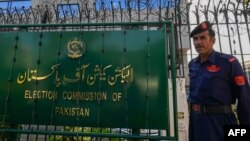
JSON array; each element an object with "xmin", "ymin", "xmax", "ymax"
[
  {"xmin": 84, "ymin": 4, "xmax": 90, "ymax": 31},
  {"xmin": 213, "ymin": 5, "xmax": 222, "ymax": 52},
  {"xmin": 174, "ymin": 1, "xmax": 177, "ymax": 23},
  {"xmin": 14, "ymin": 7, "xmax": 21, "ymax": 24},
  {"xmin": 52, "ymin": 4, "xmax": 59, "ymax": 24},
  {"xmin": 146, "ymin": 22, "xmax": 150, "ymax": 130},
  {"xmin": 172, "ymin": 6, "xmax": 179, "ymax": 76},
  {"xmin": 111, "ymin": 1, "xmax": 115, "ymax": 30},
  {"xmin": 7, "ymin": 9, "xmax": 13, "ymax": 24},
  {"xmin": 22, "ymin": 6, "xmax": 29, "ymax": 24},
  {"xmin": 187, "ymin": 3, "xmax": 193, "ymax": 59},
  {"xmin": 27, "ymin": 124, "xmax": 31, "ymax": 140},
  {"xmin": 194, "ymin": 5, "xmax": 199, "ymax": 24},
  {"xmin": 44, "ymin": 125, "xmax": 48, "ymax": 141},
  {"xmin": 204, "ymin": 5, "xmax": 208, "ymax": 20},
  {"xmin": 63, "ymin": 126, "xmax": 66, "ymax": 140},
  {"xmin": 79, "ymin": 2, "xmax": 82, "ymax": 23},
  {"xmin": 36, "ymin": 125, "xmax": 39, "ymax": 141},
  {"xmin": 164, "ymin": 23, "xmax": 170, "ymax": 137},
  {"xmin": 37, "ymin": 5, "xmax": 43, "ymax": 24},
  {"xmin": 69, "ymin": 4, "xmax": 74, "ymax": 23},
  {"xmin": 207, "ymin": 0, "xmax": 212, "ymax": 9},
  {"xmin": 49, "ymin": 31, "xmax": 63, "ymax": 141},
  {"xmin": 128, "ymin": 0, "xmax": 131, "ymax": 22},
  {"xmin": 0, "ymin": 8, "xmax": 6, "ymax": 24},
  {"xmin": 119, "ymin": 1, "xmax": 123, "ymax": 22},
  {"xmin": 75, "ymin": 31, "xmax": 83, "ymax": 140},
  {"xmin": 96, "ymin": 32, "xmax": 105, "ymax": 127},
  {"xmin": 94, "ymin": 2, "xmax": 98, "ymax": 30},
  {"xmin": 30, "ymin": 6, "xmax": 37, "ymax": 24},
  {"xmin": 123, "ymin": 30, "xmax": 129, "ymax": 128},
  {"xmin": 138, "ymin": 0, "xmax": 140, "ymax": 21},
  {"xmin": 0, "ymin": 32, "xmax": 19, "ymax": 141},
  {"xmin": 146, "ymin": 0, "xmax": 149, "ymax": 21},
  {"xmin": 177, "ymin": 4, "xmax": 185, "ymax": 77},
  {"xmin": 32, "ymin": 32, "xmax": 43, "ymax": 141},
  {"xmin": 242, "ymin": 5, "xmax": 250, "ymax": 46},
  {"xmin": 45, "ymin": 5, "xmax": 50, "ymax": 24},
  {"xmin": 102, "ymin": 2, "xmax": 106, "ymax": 23},
  {"xmin": 169, "ymin": 21, "xmax": 178, "ymax": 141},
  {"xmin": 165, "ymin": 1, "xmax": 169, "ymax": 19},
  {"xmin": 223, "ymin": 4, "xmax": 233, "ymax": 54},
  {"xmin": 233, "ymin": 4, "xmax": 246, "ymax": 70},
  {"xmin": 61, "ymin": 5, "xmax": 66, "ymax": 24},
  {"xmin": 158, "ymin": 0, "xmax": 162, "ymax": 21},
  {"xmin": 196, "ymin": 0, "xmax": 201, "ymax": 24}
]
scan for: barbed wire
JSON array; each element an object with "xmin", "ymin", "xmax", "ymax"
[{"xmin": 0, "ymin": 0, "xmax": 249, "ymax": 35}]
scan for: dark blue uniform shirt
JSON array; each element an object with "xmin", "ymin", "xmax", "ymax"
[{"xmin": 188, "ymin": 51, "xmax": 250, "ymax": 141}]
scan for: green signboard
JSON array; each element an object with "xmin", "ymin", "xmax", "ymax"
[{"xmin": 0, "ymin": 29, "xmax": 168, "ymax": 129}]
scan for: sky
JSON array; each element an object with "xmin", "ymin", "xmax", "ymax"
[
  {"xmin": 0, "ymin": 0, "xmax": 180, "ymax": 9},
  {"xmin": 0, "ymin": 1, "xmax": 30, "ymax": 9}
]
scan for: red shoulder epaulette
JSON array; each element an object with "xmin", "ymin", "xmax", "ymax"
[
  {"xmin": 234, "ymin": 75, "xmax": 246, "ymax": 86},
  {"xmin": 228, "ymin": 57, "xmax": 236, "ymax": 62}
]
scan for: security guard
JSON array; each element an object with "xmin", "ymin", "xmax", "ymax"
[{"xmin": 188, "ymin": 21, "xmax": 250, "ymax": 141}]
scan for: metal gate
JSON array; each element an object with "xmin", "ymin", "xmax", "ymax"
[
  {"xmin": 1, "ymin": 0, "xmax": 250, "ymax": 140},
  {"xmin": 0, "ymin": 0, "xmax": 249, "ymax": 79},
  {"xmin": 0, "ymin": 21, "xmax": 178, "ymax": 141}
]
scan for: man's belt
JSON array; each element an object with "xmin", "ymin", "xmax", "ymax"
[{"xmin": 190, "ymin": 104, "xmax": 233, "ymax": 114}]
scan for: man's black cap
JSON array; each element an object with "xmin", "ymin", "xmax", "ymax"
[{"xmin": 190, "ymin": 21, "xmax": 215, "ymax": 37}]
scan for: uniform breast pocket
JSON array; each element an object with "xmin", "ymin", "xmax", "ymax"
[
  {"xmin": 202, "ymin": 72, "xmax": 228, "ymax": 89},
  {"xmin": 204, "ymin": 72, "xmax": 228, "ymax": 80}
]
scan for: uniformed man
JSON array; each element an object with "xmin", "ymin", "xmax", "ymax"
[{"xmin": 188, "ymin": 21, "xmax": 250, "ymax": 141}]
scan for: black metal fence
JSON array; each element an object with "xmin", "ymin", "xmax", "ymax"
[
  {"xmin": 183, "ymin": 0, "xmax": 250, "ymax": 80},
  {"xmin": 0, "ymin": 0, "xmax": 249, "ymax": 77},
  {"xmin": 0, "ymin": 0, "xmax": 250, "ymax": 140}
]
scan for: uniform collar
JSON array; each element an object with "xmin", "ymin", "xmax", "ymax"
[{"xmin": 194, "ymin": 50, "xmax": 216, "ymax": 64}]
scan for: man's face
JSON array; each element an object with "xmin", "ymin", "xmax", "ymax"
[{"xmin": 192, "ymin": 30, "xmax": 215, "ymax": 56}]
